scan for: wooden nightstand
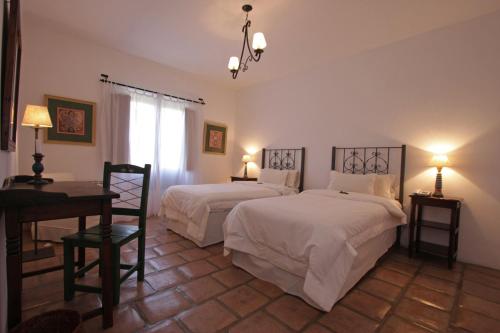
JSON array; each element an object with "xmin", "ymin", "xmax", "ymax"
[
  {"xmin": 408, "ymin": 194, "xmax": 463, "ymax": 269},
  {"xmin": 231, "ymin": 176, "xmax": 257, "ymax": 182}
]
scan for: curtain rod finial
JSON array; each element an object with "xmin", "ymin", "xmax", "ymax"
[{"xmin": 100, "ymin": 74, "xmax": 109, "ymax": 80}]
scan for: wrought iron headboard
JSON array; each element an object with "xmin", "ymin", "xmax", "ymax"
[
  {"xmin": 331, "ymin": 145, "xmax": 407, "ymax": 204},
  {"xmin": 261, "ymin": 147, "xmax": 306, "ymax": 192}
]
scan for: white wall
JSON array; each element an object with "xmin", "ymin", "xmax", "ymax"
[
  {"xmin": 18, "ymin": 13, "xmax": 237, "ymax": 184},
  {"xmin": 234, "ymin": 11, "xmax": 500, "ymax": 269}
]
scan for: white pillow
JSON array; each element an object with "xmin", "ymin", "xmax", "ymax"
[
  {"xmin": 327, "ymin": 171, "xmax": 376, "ymax": 195},
  {"xmin": 258, "ymin": 169, "xmax": 288, "ymax": 186},
  {"xmin": 286, "ymin": 170, "xmax": 300, "ymax": 188},
  {"xmin": 374, "ymin": 174, "xmax": 397, "ymax": 199}
]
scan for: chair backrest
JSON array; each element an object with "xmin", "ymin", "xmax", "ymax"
[{"xmin": 102, "ymin": 162, "xmax": 151, "ymax": 230}]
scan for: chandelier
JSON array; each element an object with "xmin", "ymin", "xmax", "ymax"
[{"xmin": 227, "ymin": 4, "xmax": 267, "ymax": 79}]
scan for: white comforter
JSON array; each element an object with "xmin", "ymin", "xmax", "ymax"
[
  {"xmin": 159, "ymin": 181, "xmax": 296, "ymax": 242},
  {"xmin": 223, "ymin": 189, "xmax": 406, "ymax": 311}
]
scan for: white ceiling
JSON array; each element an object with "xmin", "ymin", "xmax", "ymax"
[{"xmin": 23, "ymin": 0, "xmax": 500, "ymax": 88}]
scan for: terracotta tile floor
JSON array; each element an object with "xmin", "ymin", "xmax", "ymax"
[{"xmin": 21, "ymin": 217, "xmax": 500, "ymax": 332}]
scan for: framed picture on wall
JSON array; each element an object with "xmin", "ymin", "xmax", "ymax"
[
  {"xmin": 44, "ymin": 95, "xmax": 96, "ymax": 145},
  {"xmin": 1, "ymin": 0, "xmax": 21, "ymax": 152},
  {"xmin": 203, "ymin": 121, "xmax": 227, "ymax": 155}
]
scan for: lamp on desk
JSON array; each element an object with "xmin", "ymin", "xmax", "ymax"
[
  {"xmin": 431, "ymin": 154, "xmax": 448, "ymax": 198},
  {"xmin": 21, "ymin": 105, "xmax": 53, "ymax": 185},
  {"xmin": 242, "ymin": 154, "xmax": 252, "ymax": 178}
]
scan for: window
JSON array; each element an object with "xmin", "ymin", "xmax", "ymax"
[{"xmin": 129, "ymin": 96, "xmax": 186, "ymax": 171}]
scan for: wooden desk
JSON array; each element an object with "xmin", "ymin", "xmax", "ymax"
[{"xmin": 0, "ymin": 180, "xmax": 120, "ymax": 329}]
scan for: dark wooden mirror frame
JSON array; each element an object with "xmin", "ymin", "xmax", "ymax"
[{"xmin": 1, "ymin": 0, "xmax": 21, "ymax": 152}]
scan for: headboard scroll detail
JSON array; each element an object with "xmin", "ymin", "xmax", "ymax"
[
  {"xmin": 331, "ymin": 145, "xmax": 406, "ymax": 204},
  {"xmin": 261, "ymin": 147, "xmax": 306, "ymax": 192}
]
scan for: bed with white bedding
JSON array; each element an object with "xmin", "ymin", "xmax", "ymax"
[
  {"xmin": 223, "ymin": 145, "xmax": 407, "ymax": 311},
  {"xmin": 159, "ymin": 147, "xmax": 305, "ymax": 247}
]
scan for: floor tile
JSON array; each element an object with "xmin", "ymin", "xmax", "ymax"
[
  {"xmin": 178, "ymin": 239, "xmax": 197, "ymax": 249},
  {"xmin": 155, "ymin": 232, "xmax": 182, "ymax": 244},
  {"xmin": 207, "ymin": 253, "xmax": 233, "ymax": 269},
  {"xmin": 463, "ymin": 269, "xmax": 500, "ymax": 289},
  {"xmin": 81, "ymin": 306, "xmax": 144, "ymax": 333},
  {"xmin": 405, "ymin": 284, "xmax": 454, "ymax": 311},
  {"xmin": 413, "ymin": 274, "xmax": 457, "ymax": 296},
  {"xmin": 178, "ymin": 260, "xmax": 218, "ymax": 279},
  {"xmin": 266, "ymin": 295, "xmax": 320, "ymax": 330},
  {"xmin": 218, "ymin": 285, "xmax": 269, "ymax": 317},
  {"xmin": 178, "ymin": 248, "xmax": 212, "ymax": 261},
  {"xmin": 381, "ymin": 259, "xmax": 419, "ymax": 276},
  {"xmin": 379, "ymin": 315, "xmax": 432, "ymax": 333},
  {"xmin": 248, "ymin": 279, "xmax": 284, "ymax": 299},
  {"xmin": 459, "ymin": 293, "xmax": 500, "ymax": 321},
  {"xmin": 228, "ymin": 311, "xmax": 291, "ymax": 333},
  {"xmin": 357, "ymin": 278, "xmax": 402, "ymax": 302},
  {"xmin": 461, "ymin": 279, "xmax": 500, "ymax": 303},
  {"xmin": 319, "ymin": 305, "xmax": 379, "ymax": 333},
  {"xmin": 135, "ymin": 289, "xmax": 191, "ymax": 324},
  {"xmin": 149, "ymin": 254, "xmax": 186, "ymax": 271},
  {"xmin": 340, "ymin": 290, "xmax": 391, "ymax": 321},
  {"xmin": 420, "ymin": 264, "xmax": 461, "ymax": 283},
  {"xmin": 394, "ymin": 298, "xmax": 450, "ymax": 332},
  {"xmin": 303, "ymin": 324, "xmax": 332, "ymax": 333},
  {"xmin": 145, "ymin": 269, "xmax": 186, "ymax": 291},
  {"xmin": 372, "ymin": 267, "xmax": 412, "ymax": 287},
  {"xmin": 178, "ymin": 300, "xmax": 237, "ymax": 333},
  {"xmin": 153, "ymin": 242, "xmax": 185, "ymax": 256},
  {"xmin": 205, "ymin": 243, "xmax": 224, "ymax": 255},
  {"xmin": 453, "ymin": 308, "xmax": 500, "ymax": 333},
  {"xmin": 144, "ymin": 319, "xmax": 184, "ymax": 333},
  {"xmin": 119, "ymin": 279, "xmax": 156, "ymax": 304},
  {"xmin": 212, "ymin": 267, "xmax": 253, "ymax": 288},
  {"xmin": 178, "ymin": 276, "xmax": 227, "ymax": 303},
  {"xmin": 466, "ymin": 263, "xmax": 500, "ymax": 279}
]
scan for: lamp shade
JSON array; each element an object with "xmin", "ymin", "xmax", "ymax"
[
  {"xmin": 228, "ymin": 56, "xmax": 240, "ymax": 71},
  {"xmin": 22, "ymin": 105, "xmax": 53, "ymax": 128},
  {"xmin": 242, "ymin": 154, "xmax": 252, "ymax": 163},
  {"xmin": 432, "ymin": 154, "xmax": 448, "ymax": 168},
  {"xmin": 252, "ymin": 32, "xmax": 267, "ymax": 50}
]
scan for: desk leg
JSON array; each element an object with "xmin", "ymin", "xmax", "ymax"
[
  {"xmin": 78, "ymin": 216, "xmax": 86, "ymax": 269},
  {"xmin": 5, "ymin": 209, "xmax": 22, "ymax": 329},
  {"xmin": 101, "ymin": 199, "xmax": 114, "ymax": 328},
  {"xmin": 408, "ymin": 201, "xmax": 417, "ymax": 258}
]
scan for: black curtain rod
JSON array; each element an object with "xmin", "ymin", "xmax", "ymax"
[{"xmin": 99, "ymin": 74, "xmax": 206, "ymax": 105}]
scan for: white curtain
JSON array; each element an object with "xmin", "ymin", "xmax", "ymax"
[
  {"xmin": 100, "ymin": 85, "xmax": 194, "ymax": 216},
  {"xmin": 98, "ymin": 84, "xmax": 131, "ymax": 168},
  {"xmin": 128, "ymin": 92, "xmax": 193, "ymax": 215}
]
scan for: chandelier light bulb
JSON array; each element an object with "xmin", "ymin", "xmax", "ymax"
[
  {"xmin": 252, "ymin": 32, "xmax": 267, "ymax": 51},
  {"xmin": 228, "ymin": 56, "xmax": 240, "ymax": 71}
]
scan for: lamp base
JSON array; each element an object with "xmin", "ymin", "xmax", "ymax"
[
  {"xmin": 432, "ymin": 191, "xmax": 444, "ymax": 198},
  {"xmin": 30, "ymin": 152, "xmax": 48, "ymax": 185}
]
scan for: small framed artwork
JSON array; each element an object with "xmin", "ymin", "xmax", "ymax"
[
  {"xmin": 44, "ymin": 95, "xmax": 96, "ymax": 145},
  {"xmin": 203, "ymin": 121, "xmax": 227, "ymax": 155}
]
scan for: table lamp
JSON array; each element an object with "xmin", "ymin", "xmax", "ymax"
[
  {"xmin": 21, "ymin": 105, "xmax": 53, "ymax": 185},
  {"xmin": 431, "ymin": 154, "xmax": 448, "ymax": 198},
  {"xmin": 242, "ymin": 154, "xmax": 252, "ymax": 178}
]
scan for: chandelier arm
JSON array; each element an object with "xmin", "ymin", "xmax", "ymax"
[{"xmin": 243, "ymin": 21, "xmax": 262, "ymax": 62}]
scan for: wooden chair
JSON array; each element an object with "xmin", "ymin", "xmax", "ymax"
[{"xmin": 62, "ymin": 162, "xmax": 151, "ymax": 305}]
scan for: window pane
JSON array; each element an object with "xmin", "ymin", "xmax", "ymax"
[
  {"xmin": 129, "ymin": 100, "xmax": 157, "ymax": 167},
  {"xmin": 159, "ymin": 107, "xmax": 185, "ymax": 170}
]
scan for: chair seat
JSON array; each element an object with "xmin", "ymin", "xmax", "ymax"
[
  {"xmin": 83, "ymin": 224, "xmax": 139, "ymax": 237},
  {"xmin": 62, "ymin": 231, "xmax": 132, "ymax": 246}
]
